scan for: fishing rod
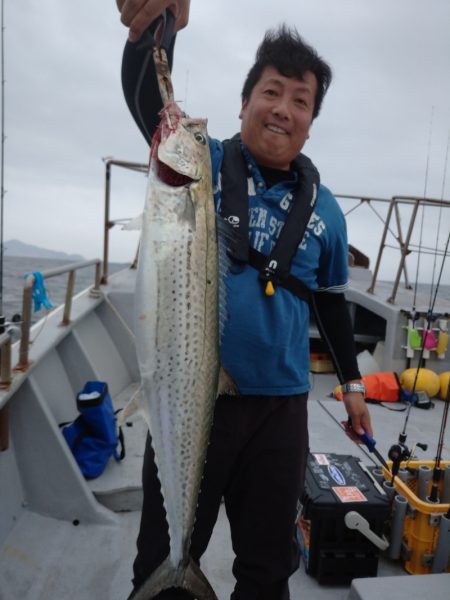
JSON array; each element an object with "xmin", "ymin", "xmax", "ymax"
[
  {"xmin": 389, "ymin": 117, "xmax": 450, "ymax": 490},
  {"xmin": 428, "ymin": 379, "xmax": 450, "ymax": 503},
  {"xmin": 425, "ymin": 132, "xmax": 450, "ymax": 504},
  {"xmin": 0, "ymin": 0, "xmax": 5, "ymax": 335},
  {"xmin": 410, "ymin": 107, "xmax": 434, "ymax": 317},
  {"xmin": 389, "ymin": 231, "xmax": 450, "ymax": 489}
]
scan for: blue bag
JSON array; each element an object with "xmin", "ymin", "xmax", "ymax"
[{"xmin": 62, "ymin": 381, "xmax": 125, "ymax": 479}]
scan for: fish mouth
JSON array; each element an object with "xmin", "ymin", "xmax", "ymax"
[{"xmin": 157, "ymin": 159, "xmax": 196, "ymax": 187}]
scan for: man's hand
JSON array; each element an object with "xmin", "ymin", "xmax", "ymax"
[
  {"xmin": 117, "ymin": 0, "xmax": 190, "ymax": 42},
  {"xmin": 343, "ymin": 392, "xmax": 373, "ymax": 437}
]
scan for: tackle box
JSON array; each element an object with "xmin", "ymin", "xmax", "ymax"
[
  {"xmin": 383, "ymin": 459, "xmax": 450, "ymax": 575},
  {"xmin": 297, "ymin": 453, "xmax": 391, "ymax": 585}
]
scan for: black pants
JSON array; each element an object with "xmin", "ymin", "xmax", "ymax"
[{"xmin": 132, "ymin": 394, "xmax": 309, "ymax": 600}]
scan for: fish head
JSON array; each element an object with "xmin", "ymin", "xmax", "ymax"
[{"xmin": 153, "ymin": 101, "xmax": 209, "ymax": 186}]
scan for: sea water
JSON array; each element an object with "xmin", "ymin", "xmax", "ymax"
[
  {"xmin": 0, "ymin": 255, "xmax": 449, "ymax": 325},
  {"xmin": 0, "ymin": 256, "xmax": 126, "ymax": 323}
]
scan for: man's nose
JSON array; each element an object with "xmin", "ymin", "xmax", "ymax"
[{"xmin": 272, "ymin": 96, "xmax": 290, "ymax": 119}]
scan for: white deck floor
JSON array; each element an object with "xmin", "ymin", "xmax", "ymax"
[{"xmin": 1, "ymin": 373, "xmax": 449, "ymax": 600}]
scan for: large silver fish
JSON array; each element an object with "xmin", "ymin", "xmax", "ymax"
[{"xmin": 131, "ymin": 98, "xmax": 220, "ymax": 600}]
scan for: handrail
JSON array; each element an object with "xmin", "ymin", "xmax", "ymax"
[
  {"xmin": 101, "ymin": 158, "xmax": 148, "ymax": 285},
  {"xmin": 335, "ymin": 194, "xmax": 450, "ymax": 304},
  {"xmin": 17, "ymin": 259, "xmax": 102, "ymax": 371},
  {"xmin": 0, "ymin": 331, "xmax": 11, "ymax": 387}
]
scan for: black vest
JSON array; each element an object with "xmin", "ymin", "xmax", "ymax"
[{"xmin": 219, "ymin": 135, "xmax": 320, "ymax": 302}]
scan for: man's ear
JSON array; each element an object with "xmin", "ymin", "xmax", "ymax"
[{"xmin": 239, "ymin": 99, "xmax": 247, "ymax": 120}]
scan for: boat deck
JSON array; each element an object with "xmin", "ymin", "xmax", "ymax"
[
  {"xmin": 1, "ymin": 373, "xmax": 449, "ymax": 599},
  {"xmin": 0, "ymin": 266, "xmax": 449, "ymax": 599}
]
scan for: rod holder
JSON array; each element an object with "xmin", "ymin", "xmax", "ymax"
[
  {"xmin": 431, "ymin": 514, "xmax": 450, "ymax": 573},
  {"xmin": 382, "ymin": 480, "xmax": 396, "ymax": 501},
  {"xmin": 441, "ymin": 464, "xmax": 450, "ymax": 504},
  {"xmin": 417, "ymin": 464, "xmax": 432, "ymax": 501},
  {"xmin": 388, "ymin": 495, "xmax": 408, "ymax": 560}
]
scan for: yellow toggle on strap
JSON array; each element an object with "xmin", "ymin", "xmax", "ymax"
[{"xmin": 265, "ymin": 281, "xmax": 275, "ymax": 296}]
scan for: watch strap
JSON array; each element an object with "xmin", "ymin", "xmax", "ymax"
[{"xmin": 341, "ymin": 382, "xmax": 366, "ymax": 395}]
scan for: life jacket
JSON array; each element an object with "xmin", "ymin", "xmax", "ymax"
[
  {"xmin": 219, "ymin": 134, "xmax": 320, "ymax": 302},
  {"xmin": 334, "ymin": 371, "xmax": 401, "ymax": 403}
]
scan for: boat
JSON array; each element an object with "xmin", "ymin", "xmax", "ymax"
[{"xmin": 0, "ymin": 163, "xmax": 449, "ymax": 598}]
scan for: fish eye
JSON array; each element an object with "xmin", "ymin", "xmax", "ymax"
[{"xmin": 194, "ymin": 132, "xmax": 206, "ymax": 145}]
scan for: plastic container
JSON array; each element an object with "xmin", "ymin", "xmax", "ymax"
[
  {"xmin": 298, "ymin": 453, "xmax": 391, "ymax": 584},
  {"xmin": 382, "ymin": 460, "xmax": 450, "ymax": 574}
]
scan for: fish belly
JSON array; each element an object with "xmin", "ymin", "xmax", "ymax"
[{"xmin": 135, "ymin": 174, "xmax": 218, "ymax": 568}]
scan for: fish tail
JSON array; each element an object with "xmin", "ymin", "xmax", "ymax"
[{"xmin": 133, "ymin": 556, "xmax": 218, "ymax": 600}]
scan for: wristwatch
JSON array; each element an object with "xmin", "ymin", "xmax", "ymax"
[{"xmin": 341, "ymin": 382, "xmax": 366, "ymax": 395}]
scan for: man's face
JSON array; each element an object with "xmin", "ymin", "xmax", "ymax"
[{"xmin": 240, "ymin": 66, "xmax": 317, "ymax": 170}]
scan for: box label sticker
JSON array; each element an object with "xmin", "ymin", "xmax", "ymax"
[
  {"xmin": 332, "ymin": 486, "xmax": 368, "ymax": 503},
  {"xmin": 313, "ymin": 453, "xmax": 329, "ymax": 465},
  {"xmin": 328, "ymin": 464, "xmax": 346, "ymax": 485}
]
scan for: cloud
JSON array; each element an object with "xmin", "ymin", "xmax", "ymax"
[{"xmin": 3, "ymin": 0, "xmax": 449, "ymax": 286}]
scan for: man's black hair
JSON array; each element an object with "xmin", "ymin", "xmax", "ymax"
[{"xmin": 241, "ymin": 25, "xmax": 332, "ymax": 120}]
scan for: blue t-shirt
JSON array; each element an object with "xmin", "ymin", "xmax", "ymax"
[{"xmin": 209, "ymin": 137, "xmax": 349, "ymax": 395}]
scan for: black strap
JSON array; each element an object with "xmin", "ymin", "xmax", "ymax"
[
  {"xmin": 248, "ymin": 248, "xmax": 311, "ymax": 302},
  {"xmin": 219, "ymin": 134, "xmax": 250, "ymax": 263},
  {"xmin": 219, "ymin": 135, "xmax": 319, "ymax": 301}
]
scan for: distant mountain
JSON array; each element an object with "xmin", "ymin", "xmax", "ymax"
[{"xmin": 4, "ymin": 239, "xmax": 85, "ymax": 261}]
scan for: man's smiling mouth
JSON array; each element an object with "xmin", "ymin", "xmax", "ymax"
[{"xmin": 265, "ymin": 124, "xmax": 288, "ymax": 135}]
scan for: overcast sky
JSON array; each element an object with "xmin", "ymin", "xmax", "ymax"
[{"xmin": 3, "ymin": 0, "xmax": 450, "ymax": 284}]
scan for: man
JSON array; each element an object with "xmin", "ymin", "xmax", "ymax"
[{"xmin": 116, "ymin": 2, "xmax": 372, "ymax": 599}]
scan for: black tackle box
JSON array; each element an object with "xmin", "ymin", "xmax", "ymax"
[{"xmin": 297, "ymin": 453, "xmax": 391, "ymax": 585}]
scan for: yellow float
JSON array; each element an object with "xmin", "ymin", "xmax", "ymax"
[
  {"xmin": 439, "ymin": 371, "xmax": 450, "ymax": 400},
  {"xmin": 399, "ymin": 368, "xmax": 440, "ymax": 398}
]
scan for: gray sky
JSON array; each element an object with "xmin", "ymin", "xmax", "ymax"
[{"xmin": 4, "ymin": 0, "xmax": 450, "ymax": 283}]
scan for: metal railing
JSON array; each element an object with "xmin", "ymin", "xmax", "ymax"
[
  {"xmin": 17, "ymin": 259, "xmax": 102, "ymax": 371},
  {"xmin": 0, "ymin": 331, "xmax": 11, "ymax": 388},
  {"xmin": 101, "ymin": 158, "xmax": 148, "ymax": 285},
  {"xmin": 335, "ymin": 194, "xmax": 450, "ymax": 304}
]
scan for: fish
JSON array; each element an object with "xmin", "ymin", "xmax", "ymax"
[{"xmin": 130, "ymin": 98, "xmax": 220, "ymax": 600}]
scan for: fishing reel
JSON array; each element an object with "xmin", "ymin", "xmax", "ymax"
[{"xmin": 388, "ymin": 432, "xmax": 428, "ymax": 484}]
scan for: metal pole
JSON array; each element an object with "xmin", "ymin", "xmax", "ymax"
[
  {"xmin": 367, "ymin": 198, "xmax": 395, "ymax": 295},
  {"xmin": 61, "ymin": 270, "xmax": 75, "ymax": 326},
  {"xmin": 0, "ymin": 331, "xmax": 10, "ymax": 386},
  {"xmin": 387, "ymin": 199, "xmax": 420, "ymax": 304},
  {"xmin": 17, "ymin": 274, "xmax": 34, "ymax": 370},
  {"xmin": 101, "ymin": 161, "xmax": 111, "ymax": 285},
  {"xmin": 393, "ymin": 202, "xmax": 411, "ymax": 289}
]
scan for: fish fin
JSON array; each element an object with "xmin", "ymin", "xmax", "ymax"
[
  {"xmin": 133, "ymin": 556, "xmax": 218, "ymax": 600},
  {"xmin": 117, "ymin": 387, "xmax": 143, "ymax": 425},
  {"xmin": 122, "ymin": 213, "xmax": 143, "ymax": 231},
  {"xmin": 216, "ymin": 216, "xmax": 235, "ymax": 341},
  {"xmin": 217, "ymin": 365, "xmax": 239, "ymax": 397}
]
